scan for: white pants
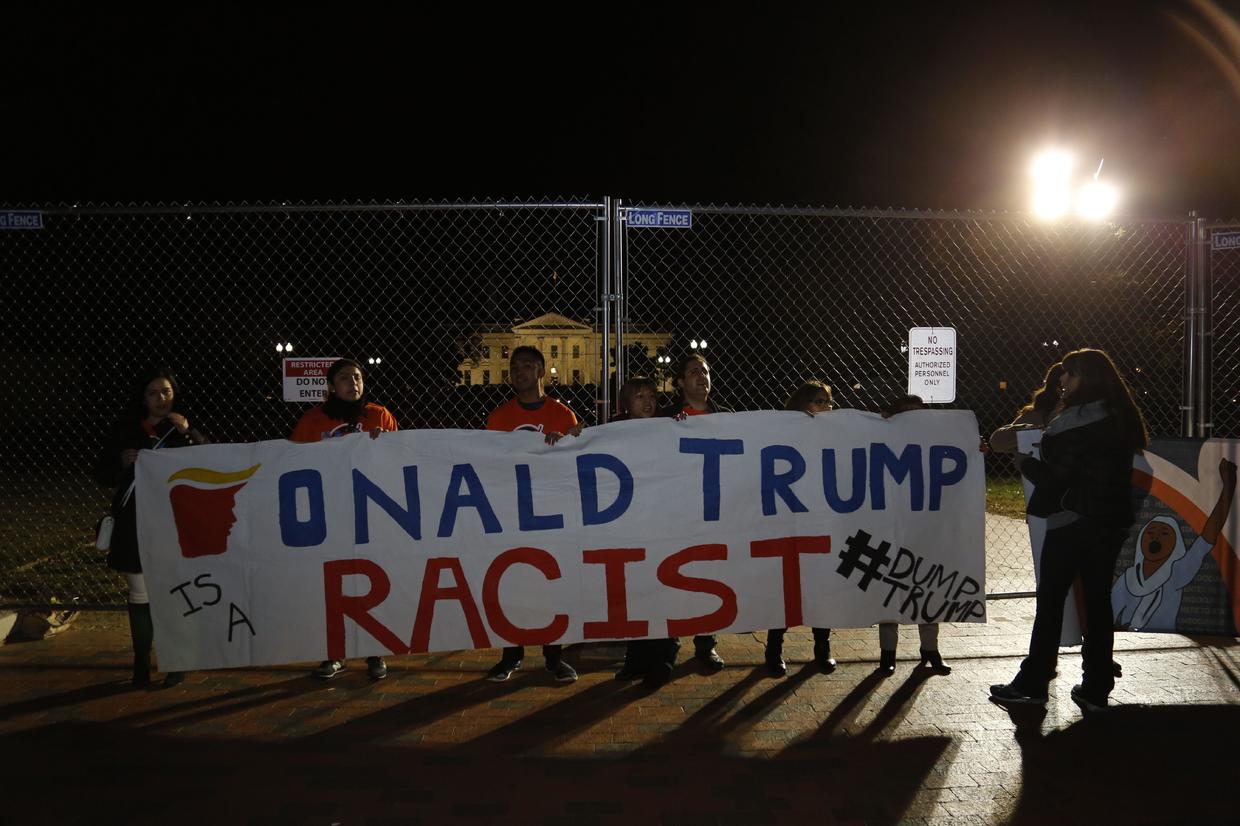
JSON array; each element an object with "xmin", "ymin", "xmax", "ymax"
[{"xmin": 878, "ymin": 622, "xmax": 939, "ymax": 651}]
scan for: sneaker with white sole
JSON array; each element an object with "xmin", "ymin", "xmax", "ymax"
[
  {"xmin": 487, "ymin": 659, "xmax": 522, "ymax": 682},
  {"xmin": 314, "ymin": 659, "xmax": 345, "ymax": 680},
  {"xmin": 989, "ymin": 682, "xmax": 1048, "ymax": 705},
  {"xmin": 366, "ymin": 656, "xmax": 388, "ymax": 680},
  {"xmin": 546, "ymin": 659, "xmax": 578, "ymax": 682}
]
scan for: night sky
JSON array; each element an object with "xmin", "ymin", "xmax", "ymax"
[{"xmin": 7, "ymin": 1, "xmax": 1240, "ymax": 218}]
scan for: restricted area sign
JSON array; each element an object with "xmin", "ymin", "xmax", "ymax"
[
  {"xmin": 283, "ymin": 358, "xmax": 339, "ymax": 403},
  {"xmin": 907, "ymin": 328, "xmax": 956, "ymax": 403}
]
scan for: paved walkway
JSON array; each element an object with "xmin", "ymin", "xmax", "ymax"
[{"xmin": 2, "ymin": 602, "xmax": 1237, "ymax": 826}]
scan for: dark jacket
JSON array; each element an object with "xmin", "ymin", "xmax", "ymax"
[
  {"xmin": 657, "ymin": 394, "xmax": 734, "ymax": 417},
  {"xmin": 94, "ymin": 417, "xmax": 207, "ymax": 573},
  {"xmin": 1018, "ymin": 403, "xmax": 1136, "ymax": 530}
]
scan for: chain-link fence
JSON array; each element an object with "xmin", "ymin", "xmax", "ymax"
[
  {"xmin": 1208, "ymin": 223, "xmax": 1240, "ymax": 440},
  {"xmin": 0, "ymin": 200, "xmax": 1198, "ymax": 607},
  {"xmin": 0, "ymin": 201, "xmax": 605, "ymax": 608},
  {"xmin": 620, "ymin": 205, "xmax": 1191, "ymax": 595}
]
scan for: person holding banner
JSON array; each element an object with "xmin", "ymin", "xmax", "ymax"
[
  {"xmin": 93, "ymin": 367, "xmax": 207, "ymax": 688},
  {"xmin": 764, "ymin": 381, "xmax": 838, "ymax": 677},
  {"xmin": 291, "ymin": 358, "xmax": 396, "ymax": 681},
  {"xmin": 484, "ymin": 345, "xmax": 581, "ymax": 682},
  {"xmin": 611, "ymin": 376, "xmax": 682, "ymax": 689},
  {"xmin": 991, "ymin": 348, "xmax": 1148, "ymax": 712},
  {"xmin": 876, "ymin": 394, "xmax": 952, "ymax": 676},
  {"xmin": 659, "ymin": 353, "xmax": 732, "ymax": 672}
]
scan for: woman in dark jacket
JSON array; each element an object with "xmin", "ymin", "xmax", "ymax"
[
  {"xmin": 990, "ymin": 348, "xmax": 1147, "ymax": 712},
  {"xmin": 94, "ymin": 367, "xmax": 206, "ymax": 688}
]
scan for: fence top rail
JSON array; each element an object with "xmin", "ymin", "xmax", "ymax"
[
  {"xmin": 6, "ymin": 201, "xmax": 607, "ymax": 216},
  {"xmin": 623, "ymin": 202, "xmax": 1195, "ymax": 226}
]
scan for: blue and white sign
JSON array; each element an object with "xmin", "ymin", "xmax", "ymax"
[
  {"xmin": 0, "ymin": 211, "xmax": 43, "ymax": 230},
  {"xmin": 1212, "ymin": 230, "xmax": 1240, "ymax": 251},
  {"xmin": 627, "ymin": 208, "xmax": 692, "ymax": 229}
]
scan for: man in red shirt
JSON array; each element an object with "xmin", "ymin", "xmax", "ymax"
[
  {"xmin": 484, "ymin": 345, "xmax": 580, "ymax": 682},
  {"xmin": 659, "ymin": 353, "xmax": 732, "ymax": 672}
]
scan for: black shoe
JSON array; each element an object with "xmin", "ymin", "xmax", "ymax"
[
  {"xmin": 918, "ymin": 648, "xmax": 951, "ymax": 675},
  {"xmin": 813, "ymin": 641, "xmax": 837, "ymax": 673},
  {"xmin": 162, "ymin": 671, "xmax": 186, "ymax": 688},
  {"xmin": 366, "ymin": 656, "xmax": 388, "ymax": 680},
  {"xmin": 615, "ymin": 664, "xmax": 645, "ymax": 681},
  {"xmin": 642, "ymin": 661, "xmax": 674, "ymax": 690},
  {"xmin": 876, "ymin": 649, "xmax": 896, "ymax": 677},
  {"xmin": 1070, "ymin": 684, "xmax": 1108, "ymax": 713},
  {"xmin": 486, "ymin": 658, "xmax": 522, "ymax": 682},
  {"xmin": 313, "ymin": 660, "xmax": 345, "ymax": 680},
  {"xmin": 695, "ymin": 648, "xmax": 725, "ymax": 672},
  {"xmin": 989, "ymin": 682, "xmax": 1048, "ymax": 705},
  {"xmin": 546, "ymin": 659, "xmax": 578, "ymax": 682},
  {"xmin": 764, "ymin": 652, "xmax": 787, "ymax": 677}
]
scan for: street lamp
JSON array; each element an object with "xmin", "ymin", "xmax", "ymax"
[
  {"xmin": 1030, "ymin": 149, "xmax": 1120, "ymax": 221},
  {"xmin": 284, "ymin": 342, "xmax": 293, "ymax": 354},
  {"xmin": 690, "ymin": 340, "xmax": 699, "ymax": 350},
  {"xmin": 275, "ymin": 343, "xmax": 283, "ymax": 353}
]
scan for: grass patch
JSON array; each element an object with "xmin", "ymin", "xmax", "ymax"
[{"xmin": 986, "ymin": 476, "xmax": 1028, "ymax": 519}]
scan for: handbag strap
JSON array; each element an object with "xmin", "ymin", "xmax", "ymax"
[{"xmin": 119, "ymin": 423, "xmax": 183, "ymax": 508}]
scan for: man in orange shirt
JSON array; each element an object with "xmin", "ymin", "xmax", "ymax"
[
  {"xmin": 659, "ymin": 353, "xmax": 732, "ymax": 672},
  {"xmin": 291, "ymin": 358, "xmax": 397, "ymax": 680},
  {"xmin": 484, "ymin": 345, "xmax": 581, "ymax": 682}
]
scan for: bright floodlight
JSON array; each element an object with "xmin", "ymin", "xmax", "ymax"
[
  {"xmin": 1030, "ymin": 149, "xmax": 1074, "ymax": 185},
  {"xmin": 1076, "ymin": 180, "xmax": 1119, "ymax": 219},
  {"xmin": 1032, "ymin": 185, "xmax": 1072, "ymax": 220}
]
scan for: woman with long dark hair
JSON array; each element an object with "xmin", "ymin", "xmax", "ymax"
[
  {"xmin": 990, "ymin": 348, "xmax": 1148, "ymax": 712},
  {"xmin": 292, "ymin": 358, "xmax": 398, "ymax": 680},
  {"xmin": 988, "ymin": 362, "xmax": 1065, "ymax": 454},
  {"xmin": 94, "ymin": 367, "xmax": 207, "ymax": 688},
  {"xmin": 763, "ymin": 381, "xmax": 838, "ymax": 676}
]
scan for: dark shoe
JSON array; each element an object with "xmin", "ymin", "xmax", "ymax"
[
  {"xmin": 313, "ymin": 660, "xmax": 345, "ymax": 680},
  {"xmin": 162, "ymin": 671, "xmax": 186, "ymax": 688},
  {"xmin": 615, "ymin": 663, "xmax": 645, "ymax": 681},
  {"xmin": 127, "ymin": 602, "xmax": 153, "ymax": 688},
  {"xmin": 695, "ymin": 647, "xmax": 725, "ymax": 672},
  {"xmin": 641, "ymin": 660, "xmax": 674, "ymax": 690},
  {"xmin": 486, "ymin": 658, "xmax": 522, "ymax": 682},
  {"xmin": 765, "ymin": 652, "xmax": 787, "ymax": 677},
  {"xmin": 366, "ymin": 656, "xmax": 388, "ymax": 680},
  {"xmin": 1070, "ymin": 684, "xmax": 1108, "ymax": 713},
  {"xmin": 918, "ymin": 648, "xmax": 952, "ymax": 675},
  {"xmin": 989, "ymin": 682, "xmax": 1048, "ymax": 705},
  {"xmin": 876, "ymin": 648, "xmax": 896, "ymax": 677},
  {"xmin": 813, "ymin": 640, "xmax": 837, "ymax": 673},
  {"xmin": 546, "ymin": 659, "xmax": 578, "ymax": 682}
]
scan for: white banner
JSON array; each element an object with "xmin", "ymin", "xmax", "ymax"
[{"xmin": 135, "ymin": 410, "xmax": 987, "ymax": 671}]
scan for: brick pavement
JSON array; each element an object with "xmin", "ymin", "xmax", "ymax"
[{"xmin": 2, "ymin": 601, "xmax": 1237, "ymax": 826}]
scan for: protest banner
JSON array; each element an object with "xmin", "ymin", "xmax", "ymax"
[{"xmin": 135, "ymin": 410, "xmax": 987, "ymax": 671}]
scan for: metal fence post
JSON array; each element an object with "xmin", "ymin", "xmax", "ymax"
[
  {"xmin": 1196, "ymin": 215, "xmax": 1212, "ymax": 438},
  {"xmin": 1184, "ymin": 214, "xmax": 1198, "ymax": 437},
  {"xmin": 601, "ymin": 196, "xmax": 613, "ymax": 424},
  {"xmin": 614, "ymin": 199, "xmax": 626, "ymax": 397}
]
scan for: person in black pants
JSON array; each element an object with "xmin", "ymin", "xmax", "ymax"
[
  {"xmin": 990, "ymin": 348, "xmax": 1148, "ymax": 712},
  {"xmin": 658, "ymin": 353, "xmax": 731, "ymax": 672},
  {"xmin": 94, "ymin": 367, "xmax": 207, "ymax": 689}
]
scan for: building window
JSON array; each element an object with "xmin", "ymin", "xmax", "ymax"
[
  {"xmin": 502, "ymin": 369, "xmax": 510, "ymax": 384},
  {"xmin": 482, "ymin": 370, "xmax": 491, "ymax": 385},
  {"xmin": 501, "ymin": 345, "xmax": 509, "ymax": 359},
  {"xmin": 572, "ymin": 369, "xmax": 581, "ymax": 384},
  {"xmin": 551, "ymin": 344, "xmax": 559, "ymax": 359},
  {"xmin": 572, "ymin": 344, "xmax": 580, "ymax": 359},
  {"xmin": 482, "ymin": 346, "xmax": 491, "ymax": 359},
  {"xmin": 463, "ymin": 370, "xmax": 472, "ymax": 386}
]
